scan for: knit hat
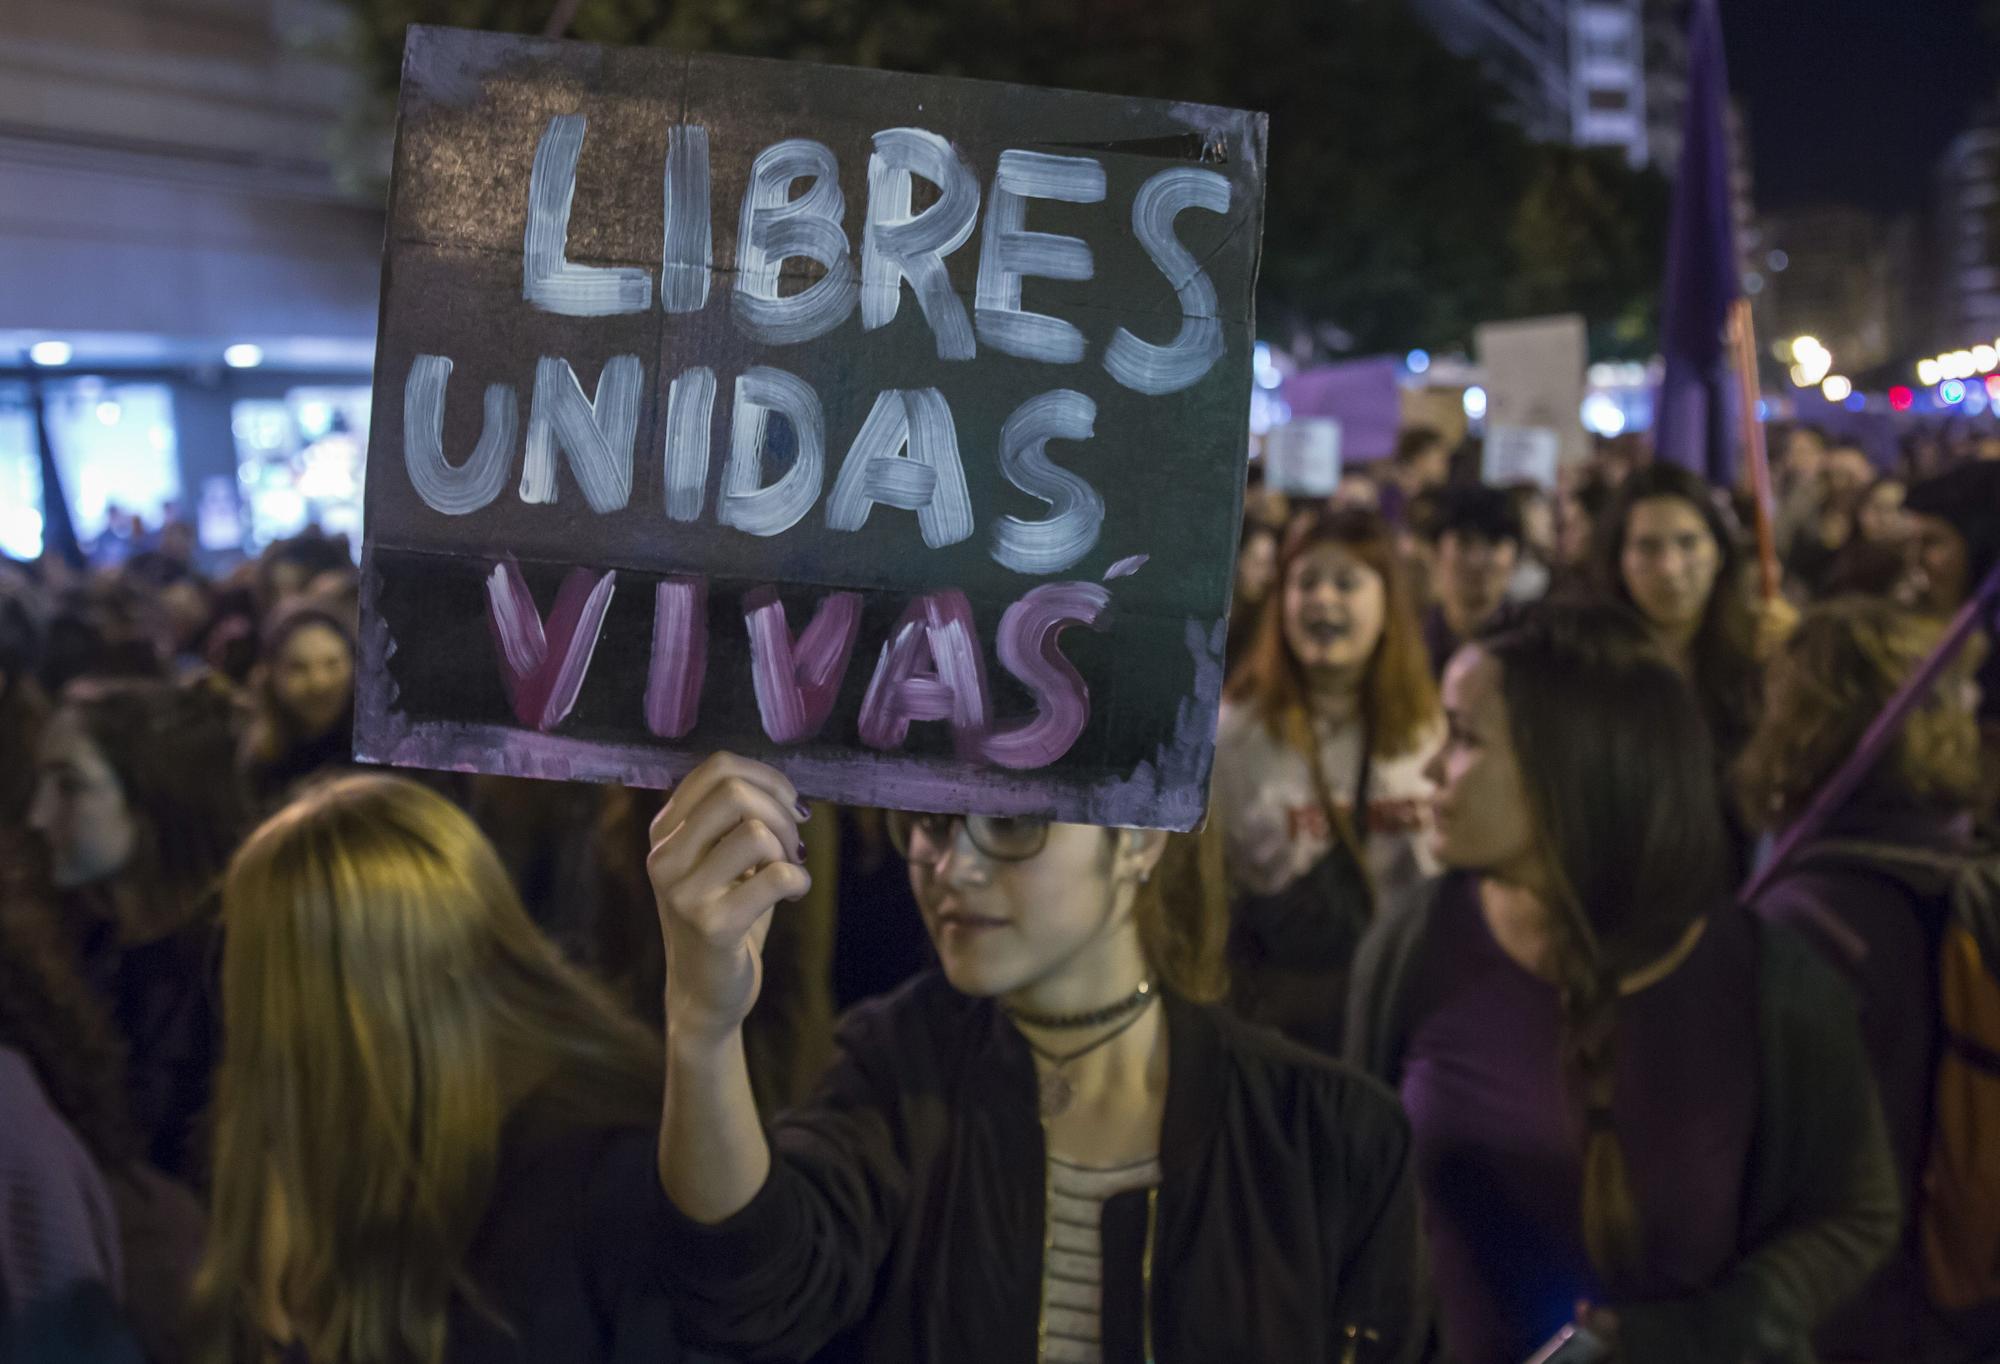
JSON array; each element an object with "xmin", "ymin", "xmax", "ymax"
[{"xmin": 1903, "ymin": 461, "xmax": 2000, "ymax": 589}]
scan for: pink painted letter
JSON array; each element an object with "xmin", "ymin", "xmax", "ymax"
[
  {"xmin": 856, "ymin": 590, "xmax": 992, "ymax": 758},
  {"xmin": 484, "ymin": 557, "xmax": 617, "ymax": 732},
  {"xmin": 980, "ymin": 581, "xmax": 1110, "ymax": 769},
  {"xmin": 644, "ymin": 577, "xmax": 709, "ymax": 738},
  {"xmin": 743, "ymin": 587, "xmax": 864, "ymax": 744}
]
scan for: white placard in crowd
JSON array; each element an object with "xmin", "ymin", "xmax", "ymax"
[
  {"xmin": 1483, "ymin": 425, "xmax": 1561, "ymax": 491},
  {"xmin": 1475, "ymin": 314, "xmax": 1588, "ymax": 470},
  {"xmin": 1264, "ymin": 419, "xmax": 1343, "ymax": 495}
]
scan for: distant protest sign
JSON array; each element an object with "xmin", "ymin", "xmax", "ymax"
[{"xmin": 355, "ymin": 26, "xmax": 1267, "ymax": 830}]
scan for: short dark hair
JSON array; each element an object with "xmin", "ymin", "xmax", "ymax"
[
  {"xmin": 1419, "ymin": 485, "xmax": 1523, "ymax": 547},
  {"xmin": 1392, "ymin": 426, "xmax": 1448, "ymax": 468}
]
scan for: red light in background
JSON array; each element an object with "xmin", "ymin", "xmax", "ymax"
[
  {"xmin": 1890, "ymin": 386, "xmax": 1915, "ymax": 411},
  {"xmin": 1986, "ymin": 376, "xmax": 2000, "ymax": 400}
]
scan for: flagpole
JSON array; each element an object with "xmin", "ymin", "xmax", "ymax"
[{"xmin": 1727, "ymin": 298, "xmax": 1779, "ymax": 600}]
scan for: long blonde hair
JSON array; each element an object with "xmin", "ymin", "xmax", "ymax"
[{"xmin": 191, "ymin": 775, "xmax": 663, "ymax": 1364}]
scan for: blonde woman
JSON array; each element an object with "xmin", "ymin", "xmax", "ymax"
[{"xmin": 189, "ymin": 775, "xmax": 704, "ymax": 1364}]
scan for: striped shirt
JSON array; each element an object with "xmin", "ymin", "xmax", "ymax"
[{"xmin": 1041, "ymin": 1153, "xmax": 1162, "ymax": 1364}]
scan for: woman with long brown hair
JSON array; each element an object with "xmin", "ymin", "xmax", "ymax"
[
  {"xmin": 1346, "ymin": 601, "xmax": 1897, "ymax": 1364},
  {"xmin": 188, "ymin": 775, "xmax": 697, "ymax": 1364},
  {"xmin": 28, "ymin": 678, "xmax": 246, "ymax": 1185},
  {"xmin": 1593, "ymin": 462, "xmax": 1764, "ymax": 767},
  {"xmin": 1211, "ymin": 505, "xmax": 1442, "ymax": 1052},
  {"xmin": 643, "ymin": 752, "xmax": 1428, "ymax": 1362}
]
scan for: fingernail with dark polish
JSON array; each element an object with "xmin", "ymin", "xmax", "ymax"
[
  {"xmin": 794, "ymin": 800, "xmax": 811, "ymax": 820},
  {"xmin": 795, "ymin": 842, "xmax": 808, "ymax": 864}
]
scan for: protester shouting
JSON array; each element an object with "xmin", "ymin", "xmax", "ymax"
[
  {"xmin": 28, "ymin": 679, "xmax": 245, "ymax": 1186},
  {"xmin": 1741, "ymin": 598, "xmax": 2000, "ymax": 1361},
  {"xmin": 1346, "ymin": 602, "xmax": 1898, "ymax": 1364},
  {"xmin": 189, "ymin": 775, "xmax": 709, "ymax": 1364},
  {"xmin": 646, "ymin": 752, "xmax": 1431, "ymax": 1363},
  {"xmin": 1212, "ymin": 507, "xmax": 1442, "ymax": 1053}
]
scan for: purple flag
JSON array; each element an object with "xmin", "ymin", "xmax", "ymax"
[{"xmin": 1654, "ymin": 0, "xmax": 1740, "ymax": 485}]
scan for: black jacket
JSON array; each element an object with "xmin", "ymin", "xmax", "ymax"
[
  {"xmin": 659, "ymin": 972, "xmax": 1434, "ymax": 1363},
  {"xmin": 1345, "ymin": 877, "xmax": 1901, "ymax": 1364}
]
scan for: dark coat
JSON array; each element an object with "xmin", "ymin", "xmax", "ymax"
[{"xmin": 657, "ymin": 973, "xmax": 1434, "ymax": 1364}]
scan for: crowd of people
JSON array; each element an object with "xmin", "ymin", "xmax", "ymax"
[{"xmin": 0, "ymin": 417, "xmax": 1997, "ymax": 1364}]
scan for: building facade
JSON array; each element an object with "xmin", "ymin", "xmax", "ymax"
[
  {"xmin": 1569, "ymin": 0, "xmax": 1648, "ymax": 165},
  {"xmin": 1934, "ymin": 121, "xmax": 2000, "ymax": 354},
  {"xmin": 1408, "ymin": 0, "xmax": 1574, "ymax": 144},
  {"xmin": 0, "ymin": 0, "xmax": 381, "ymax": 559}
]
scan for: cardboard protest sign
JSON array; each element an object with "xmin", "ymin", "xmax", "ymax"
[
  {"xmin": 356, "ymin": 26, "xmax": 1267, "ymax": 830},
  {"xmin": 1475, "ymin": 314, "xmax": 1588, "ymax": 470},
  {"xmin": 1264, "ymin": 419, "xmax": 1342, "ymax": 495}
]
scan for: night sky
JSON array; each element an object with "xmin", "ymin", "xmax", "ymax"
[{"xmin": 1721, "ymin": 0, "xmax": 1997, "ymax": 214}]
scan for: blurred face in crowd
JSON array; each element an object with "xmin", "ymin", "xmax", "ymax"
[
  {"xmin": 29, "ymin": 708, "xmax": 137, "ymax": 890},
  {"xmin": 266, "ymin": 561, "xmax": 311, "ymax": 604},
  {"xmin": 1516, "ymin": 494, "xmax": 1556, "ymax": 559},
  {"xmin": 1784, "ymin": 430, "xmax": 1827, "ymax": 485},
  {"xmin": 1620, "ymin": 496, "xmax": 1720, "ymax": 638},
  {"xmin": 903, "ymin": 818, "xmax": 1154, "ymax": 999},
  {"xmin": 1404, "ymin": 442, "xmax": 1450, "ymax": 491},
  {"xmin": 1331, "ymin": 474, "xmax": 1382, "ymax": 513},
  {"xmin": 1436, "ymin": 530, "xmax": 1518, "ymax": 632},
  {"xmin": 1427, "ymin": 647, "xmax": 1538, "ymax": 884},
  {"xmin": 1237, "ymin": 530, "xmax": 1278, "ymax": 606},
  {"xmin": 1857, "ymin": 481, "xmax": 1907, "ymax": 545},
  {"xmin": 160, "ymin": 580, "xmax": 209, "ymax": 653},
  {"xmin": 273, "ymin": 623, "xmax": 354, "ymax": 740},
  {"xmin": 1903, "ymin": 514, "xmax": 1972, "ymax": 615},
  {"xmin": 1282, "ymin": 542, "xmax": 1387, "ymax": 687},
  {"xmin": 1826, "ymin": 447, "xmax": 1873, "ymax": 500}
]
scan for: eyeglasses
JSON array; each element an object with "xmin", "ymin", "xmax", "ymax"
[{"xmin": 885, "ymin": 811, "xmax": 1052, "ymax": 865}]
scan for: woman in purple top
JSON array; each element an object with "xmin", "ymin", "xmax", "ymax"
[{"xmin": 1347, "ymin": 601, "xmax": 1899, "ymax": 1364}]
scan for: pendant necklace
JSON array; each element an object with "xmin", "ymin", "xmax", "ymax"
[{"xmin": 1013, "ymin": 993, "xmax": 1157, "ymax": 1119}]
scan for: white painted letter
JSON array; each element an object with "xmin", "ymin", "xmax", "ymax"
[
  {"xmin": 862, "ymin": 128, "xmax": 980, "ymax": 360},
  {"xmin": 520, "ymin": 355, "xmax": 643, "ymax": 514},
  {"xmin": 661, "ymin": 124, "xmax": 712, "ymax": 313},
  {"xmin": 1103, "ymin": 167, "xmax": 1232, "ymax": 395},
  {"xmin": 719, "ymin": 367, "xmax": 825, "ymax": 537},
  {"xmin": 974, "ymin": 151, "xmax": 1106, "ymax": 365},
  {"xmin": 825, "ymin": 388, "xmax": 972, "ymax": 549},
  {"xmin": 402, "ymin": 355, "xmax": 516, "ymax": 516},
  {"xmin": 732, "ymin": 139, "xmax": 858, "ymax": 345},
  {"xmin": 662, "ymin": 365, "xmax": 716, "ymax": 522},
  {"xmin": 990, "ymin": 389, "xmax": 1103, "ymax": 574},
  {"xmin": 522, "ymin": 115, "xmax": 653, "ymax": 316}
]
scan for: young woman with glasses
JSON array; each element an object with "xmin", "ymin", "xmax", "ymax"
[{"xmin": 642, "ymin": 753, "xmax": 1431, "ymax": 1363}]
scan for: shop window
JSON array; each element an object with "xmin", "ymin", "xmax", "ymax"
[{"xmin": 232, "ymin": 386, "xmax": 370, "ymax": 553}]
